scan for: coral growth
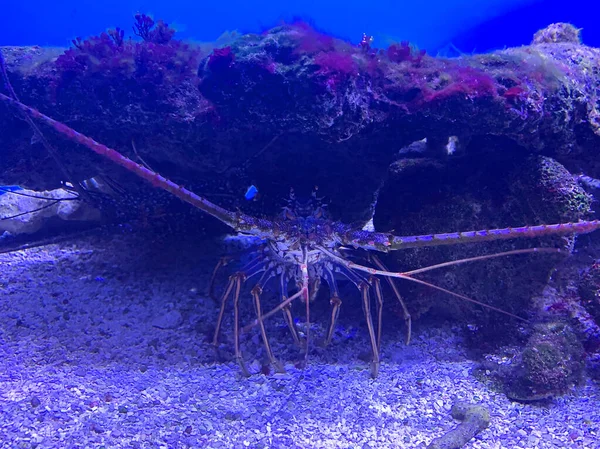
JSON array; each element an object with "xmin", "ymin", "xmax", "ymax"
[
  {"xmin": 386, "ymin": 41, "xmax": 426, "ymax": 64},
  {"xmin": 207, "ymin": 47, "xmax": 235, "ymax": 72},
  {"xmin": 55, "ymin": 15, "xmax": 200, "ymax": 89},
  {"xmin": 579, "ymin": 263, "xmax": 600, "ymax": 323},
  {"xmin": 314, "ymin": 50, "xmax": 357, "ymax": 75},
  {"xmin": 313, "ymin": 49, "xmax": 358, "ymax": 89},
  {"xmin": 291, "ymin": 22, "xmax": 336, "ymax": 54},
  {"xmin": 420, "ymin": 66, "xmax": 497, "ymax": 103},
  {"xmin": 1, "ymin": 21, "xmax": 599, "ymax": 228},
  {"xmin": 532, "ymin": 23, "xmax": 582, "ymax": 45},
  {"xmin": 132, "ymin": 13, "xmax": 176, "ymax": 44},
  {"xmin": 505, "ymin": 321, "xmax": 585, "ymax": 401},
  {"xmin": 510, "ymin": 156, "xmax": 593, "ymax": 223}
]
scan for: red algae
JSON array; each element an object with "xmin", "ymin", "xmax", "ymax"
[
  {"xmin": 290, "ymin": 21, "xmax": 336, "ymax": 54},
  {"xmin": 314, "ymin": 51, "xmax": 357, "ymax": 75},
  {"xmin": 54, "ymin": 15, "xmax": 201, "ymax": 92},
  {"xmin": 207, "ymin": 46, "xmax": 235, "ymax": 72}
]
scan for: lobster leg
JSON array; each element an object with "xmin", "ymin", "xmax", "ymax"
[
  {"xmin": 212, "ymin": 273, "xmax": 249, "ymax": 376},
  {"xmin": 251, "ymin": 272, "xmax": 286, "ymax": 374},
  {"xmin": 325, "ymin": 296, "xmax": 342, "ymax": 347},
  {"xmin": 371, "ymin": 255, "xmax": 412, "ymax": 345},
  {"xmin": 335, "ymin": 266, "xmax": 379, "ymax": 376},
  {"xmin": 231, "ymin": 275, "xmax": 248, "ymax": 376},
  {"xmin": 279, "ymin": 272, "xmax": 302, "ymax": 347},
  {"xmin": 370, "ymin": 277, "xmax": 384, "ymax": 351},
  {"xmin": 212, "ymin": 274, "xmax": 237, "ymax": 346},
  {"xmin": 322, "ymin": 266, "xmax": 342, "ymax": 347},
  {"xmin": 242, "ymin": 288, "xmax": 307, "ymax": 332},
  {"xmin": 359, "ymin": 281, "xmax": 380, "ymax": 378},
  {"xmin": 209, "ymin": 256, "xmax": 232, "ymax": 302}
]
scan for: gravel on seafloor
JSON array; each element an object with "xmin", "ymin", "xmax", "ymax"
[{"xmin": 0, "ymin": 231, "xmax": 599, "ymax": 449}]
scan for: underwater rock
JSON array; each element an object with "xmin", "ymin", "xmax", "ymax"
[
  {"xmin": 532, "ymin": 23, "xmax": 582, "ymax": 45},
  {"xmin": 504, "ymin": 320, "xmax": 585, "ymax": 401},
  {"xmin": 0, "ymin": 186, "xmax": 101, "ymax": 235},
  {"xmin": 510, "ymin": 155, "xmax": 593, "ymax": 223},
  {"xmin": 576, "ymin": 263, "xmax": 600, "ymax": 380},
  {"xmin": 1, "ymin": 21, "xmax": 600, "ymax": 224},
  {"xmin": 579, "ymin": 262, "xmax": 600, "ymax": 323},
  {"xmin": 373, "ymin": 153, "xmax": 592, "ymax": 334},
  {"xmin": 152, "ymin": 309, "xmax": 183, "ymax": 330}
]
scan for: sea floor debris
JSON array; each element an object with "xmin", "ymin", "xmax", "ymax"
[
  {"xmin": 428, "ymin": 402, "xmax": 490, "ymax": 449},
  {"xmin": 1, "ymin": 231, "xmax": 599, "ymax": 449}
]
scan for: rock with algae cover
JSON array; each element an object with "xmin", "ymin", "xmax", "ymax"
[{"xmin": 1, "ymin": 22, "xmax": 600, "ymax": 224}]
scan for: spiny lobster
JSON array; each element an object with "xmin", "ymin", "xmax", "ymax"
[{"xmin": 2, "ymin": 89, "xmax": 600, "ymax": 378}]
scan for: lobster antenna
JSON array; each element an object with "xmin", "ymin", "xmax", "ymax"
[
  {"xmin": 402, "ymin": 247, "xmax": 563, "ymax": 276},
  {"xmin": 0, "ymin": 48, "xmax": 91, "ymax": 203},
  {"xmin": 317, "ymin": 245, "xmax": 530, "ymax": 321}
]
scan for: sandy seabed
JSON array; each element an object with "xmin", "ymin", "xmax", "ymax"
[{"xmin": 0, "ymin": 231, "xmax": 599, "ymax": 449}]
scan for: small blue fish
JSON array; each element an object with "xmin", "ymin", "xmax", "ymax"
[{"xmin": 244, "ymin": 185, "xmax": 259, "ymax": 201}]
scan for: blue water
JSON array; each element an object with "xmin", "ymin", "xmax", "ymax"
[{"xmin": 2, "ymin": 0, "xmax": 598, "ymax": 53}]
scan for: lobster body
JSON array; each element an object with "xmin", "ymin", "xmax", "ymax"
[{"xmin": 2, "ymin": 89, "xmax": 600, "ymax": 377}]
